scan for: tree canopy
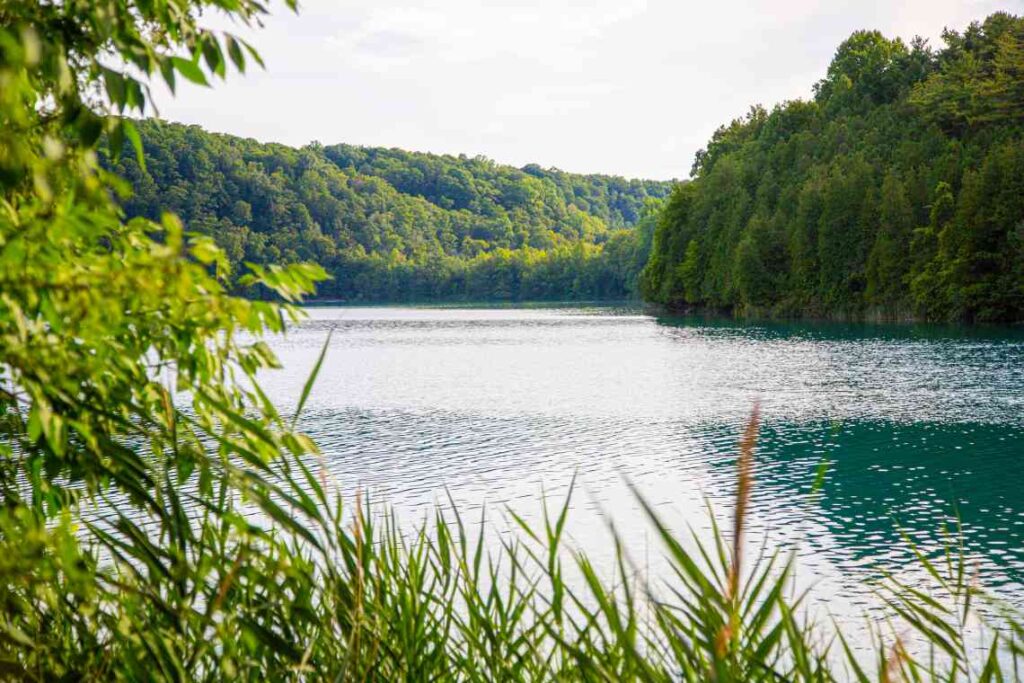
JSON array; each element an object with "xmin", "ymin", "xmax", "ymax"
[
  {"xmin": 642, "ymin": 12, "xmax": 1024, "ymax": 322},
  {"xmin": 107, "ymin": 121, "xmax": 674, "ymax": 301}
]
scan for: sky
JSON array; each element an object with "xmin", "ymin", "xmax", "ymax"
[{"xmin": 151, "ymin": 0, "xmax": 1020, "ymax": 180}]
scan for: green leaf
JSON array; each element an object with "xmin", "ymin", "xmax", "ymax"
[
  {"xmin": 226, "ymin": 35, "xmax": 246, "ymax": 72},
  {"xmin": 171, "ymin": 56, "xmax": 209, "ymax": 86},
  {"xmin": 123, "ymin": 119, "xmax": 146, "ymax": 170},
  {"xmin": 240, "ymin": 38, "xmax": 266, "ymax": 69},
  {"xmin": 73, "ymin": 109, "xmax": 104, "ymax": 146},
  {"xmin": 292, "ymin": 329, "xmax": 332, "ymax": 428},
  {"xmin": 102, "ymin": 68, "xmax": 127, "ymax": 109},
  {"xmin": 809, "ymin": 457, "xmax": 830, "ymax": 499},
  {"xmin": 201, "ymin": 36, "xmax": 226, "ymax": 79},
  {"xmin": 159, "ymin": 57, "xmax": 176, "ymax": 93},
  {"xmin": 108, "ymin": 119, "xmax": 125, "ymax": 161}
]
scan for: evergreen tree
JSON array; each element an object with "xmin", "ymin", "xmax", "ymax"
[{"xmin": 642, "ymin": 12, "xmax": 1024, "ymax": 323}]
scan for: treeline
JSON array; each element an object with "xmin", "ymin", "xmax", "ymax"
[
  {"xmin": 321, "ymin": 222, "xmax": 658, "ymax": 301},
  {"xmin": 641, "ymin": 12, "xmax": 1024, "ymax": 322},
  {"xmin": 109, "ymin": 122, "xmax": 672, "ymax": 301},
  {"xmin": 323, "ymin": 144, "xmax": 668, "ymax": 229}
]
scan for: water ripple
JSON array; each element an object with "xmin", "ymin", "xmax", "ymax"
[{"xmin": 257, "ymin": 306, "xmax": 1024, "ymax": 618}]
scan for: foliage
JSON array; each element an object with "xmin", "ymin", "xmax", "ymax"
[
  {"xmin": 4, "ymin": 394, "xmax": 1023, "ymax": 680},
  {"xmin": 324, "ymin": 145, "xmax": 670, "ymax": 229},
  {"xmin": 642, "ymin": 13, "xmax": 1024, "ymax": 322},
  {"xmin": 107, "ymin": 121, "xmax": 673, "ymax": 301},
  {"xmin": 4, "ymin": 0, "xmax": 1024, "ymax": 679},
  {"xmin": 0, "ymin": 0, "xmax": 326, "ymax": 676}
]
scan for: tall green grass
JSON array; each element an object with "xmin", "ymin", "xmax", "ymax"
[{"xmin": 1, "ymin": 404, "xmax": 1019, "ymax": 681}]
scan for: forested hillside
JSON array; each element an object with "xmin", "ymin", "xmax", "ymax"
[
  {"xmin": 110, "ymin": 122, "xmax": 673, "ymax": 301},
  {"xmin": 641, "ymin": 12, "xmax": 1024, "ymax": 322},
  {"xmin": 323, "ymin": 145, "xmax": 667, "ymax": 229}
]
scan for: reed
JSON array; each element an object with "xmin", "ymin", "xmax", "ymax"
[{"xmin": 0, "ymin": 404, "xmax": 1018, "ymax": 681}]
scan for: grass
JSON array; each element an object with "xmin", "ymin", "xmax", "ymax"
[{"xmin": 1, "ymin": 405, "xmax": 1021, "ymax": 681}]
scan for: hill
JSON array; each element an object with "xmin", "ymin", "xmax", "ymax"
[
  {"xmin": 641, "ymin": 12, "xmax": 1024, "ymax": 322},
  {"xmin": 109, "ymin": 122, "xmax": 674, "ymax": 301}
]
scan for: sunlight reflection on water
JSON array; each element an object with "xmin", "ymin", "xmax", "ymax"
[{"xmin": 258, "ymin": 305, "xmax": 1024, "ymax": 626}]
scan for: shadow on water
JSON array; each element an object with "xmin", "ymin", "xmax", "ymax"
[{"xmin": 652, "ymin": 311, "xmax": 1024, "ymax": 343}]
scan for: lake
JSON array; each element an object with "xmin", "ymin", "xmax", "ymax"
[{"xmin": 260, "ymin": 304, "xmax": 1024, "ymax": 621}]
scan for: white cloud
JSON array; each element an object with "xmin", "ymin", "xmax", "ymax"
[{"xmin": 150, "ymin": 0, "xmax": 1018, "ymax": 179}]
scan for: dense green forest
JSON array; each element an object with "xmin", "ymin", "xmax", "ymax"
[
  {"xmin": 641, "ymin": 12, "xmax": 1024, "ymax": 322},
  {"xmin": 109, "ymin": 122, "xmax": 672, "ymax": 301},
  {"xmin": 108, "ymin": 14, "xmax": 1024, "ymax": 319}
]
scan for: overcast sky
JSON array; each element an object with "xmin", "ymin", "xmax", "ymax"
[{"xmin": 152, "ymin": 0, "xmax": 1019, "ymax": 179}]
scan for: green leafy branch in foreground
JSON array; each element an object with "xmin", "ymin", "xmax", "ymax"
[
  {"xmin": 0, "ymin": 0, "xmax": 326, "ymax": 506},
  {"xmin": 0, "ymin": 0, "xmax": 325, "ymax": 674}
]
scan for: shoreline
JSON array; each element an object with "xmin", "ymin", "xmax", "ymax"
[{"xmin": 294, "ymin": 297, "xmax": 1024, "ymax": 328}]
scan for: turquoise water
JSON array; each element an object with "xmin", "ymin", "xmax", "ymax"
[{"xmin": 261, "ymin": 305, "xmax": 1024, "ymax": 615}]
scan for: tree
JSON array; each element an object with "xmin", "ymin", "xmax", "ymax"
[
  {"xmin": 866, "ymin": 171, "xmax": 914, "ymax": 308},
  {"xmin": 0, "ymin": 0, "xmax": 334, "ymax": 676},
  {"xmin": 107, "ymin": 120, "xmax": 674, "ymax": 301},
  {"xmin": 815, "ymin": 30, "xmax": 910, "ymax": 112},
  {"xmin": 644, "ymin": 13, "xmax": 1024, "ymax": 323}
]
